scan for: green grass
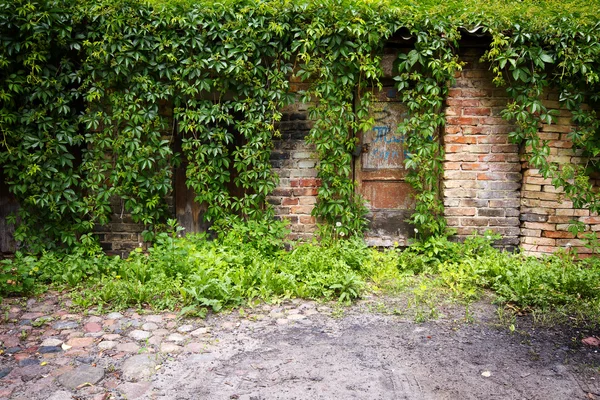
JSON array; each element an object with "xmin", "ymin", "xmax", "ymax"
[{"xmin": 1, "ymin": 226, "xmax": 599, "ymax": 327}]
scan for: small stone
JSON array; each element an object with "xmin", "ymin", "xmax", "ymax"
[
  {"xmin": 126, "ymin": 319, "xmax": 142, "ymax": 328},
  {"xmin": 47, "ymin": 390, "xmax": 74, "ymax": 400},
  {"xmin": 18, "ymin": 364, "xmax": 47, "ymax": 381},
  {"xmin": 221, "ymin": 322, "xmax": 237, "ymax": 330},
  {"xmin": 144, "ymin": 315, "xmax": 163, "ymax": 323},
  {"xmin": 75, "ymin": 356, "xmax": 94, "ymax": 364},
  {"xmin": 87, "ymin": 316, "xmax": 103, "ymax": 324},
  {"xmin": 287, "ymin": 314, "xmax": 306, "ymax": 321},
  {"xmin": 117, "ymin": 382, "xmax": 151, "ymax": 399},
  {"xmin": 21, "ymin": 312, "xmax": 44, "ymax": 320},
  {"xmin": 184, "ymin": 342, "xmax": 206, "ymax": 353},
  {"xmin": 276, "ymin": 319, "xmax": 289, "ymax": 325},
  {"xmin": 66, "ymin": 337, "xmax": 95, "ymax": 348},
  {"xmin": 18, "ymin": 358, "xmax": 40, "ymax": 367},
  {"xmin": 39, "ymin": 346, "xmax": 62, "ymax": 354},
  {"xmin": 84, "ymin": 322, "xmax": 103, "ymax": 333},
  {"xmin": 165, "ymin": 333, "xmax": 185, "ymax": 343},
  {"xmin": 121, "ymin": 354, "xmax": 158, "ymax": 382},
  {"xmin": 141, "ymin": 322, "xmax": 158, "ymax": 331},
  {"xmin": 147, "ymin": 336, "xmax": 162, "ymax": 347},
  {"xmin": 166, "ymin": 321, "xmax": 177, "ymax": 329},
  {"xmin": 41, "ymin": 338, "xmax": 63, "ymax": 347},
  {"xmin": 67, "ymin": 331, "xmax": 84, "ymax": 339},
  {"xmin": 160, "ymin": 343, "xmax": 182, "ymax": 354},
  {"xmin": 102, "ymin": 334, "xmax": 121, "ymax": 340},
  {"xmin": 129, "ymin": 330, "xmax": 151, "ymax": 341},
  {"xmin": 304, "ymin": 309, "xmax": 319, "ymax": 316},
  {"xmin": 176, "ymin": 325, "xmax": 194, "ymax": 333},
  {"xmin": 5, "ymin": 347, "xmax": 21, "ymax": 354},
  {"xmin": 98, "ymin": 341, "xmax": 118, "ymax": 350},
  {"xmin": 1, "ymin": 336, "xmax": 20, "ymax": 347},
  {"xmin": 58, "ymin": 364, "xmax": 104, "ymax": 389},
  {"xmin": 106, "ymin": 312, "xmax": 124, "ymax": 319},
  {"xmin": 152, "ymin": 329, "xmax": 169, "ymax": 337},
  {"xmin": 116, "ymin": 342, "xmax": 140, "ymax": 353},
  {"xmin": 190, "ymin": 327, "xmax": 209, "ymax": 337},
  {"xmin": 0, "ymin": 367, "xmax": 12, "ymax": 379},
  {"xmin": 85, "ymin": 331, "xmax": 105, "ymax": 338},
  {"xmin": 53, "ymin": 321, "xmax": 79, "ymax": 330},
  {"xmin": 287, "ymin": 309, "xmax": 300, "ymax": 315},
  {"xmin": 269, "ymin": 312, "xmax": 285, "ymax": 319}
]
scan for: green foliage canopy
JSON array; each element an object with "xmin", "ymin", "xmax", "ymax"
[{"xmin": 1, "ymin": 0, "xmax": 599, "ymax": 252}]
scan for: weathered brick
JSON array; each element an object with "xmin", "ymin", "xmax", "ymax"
[
  {"xmin": 282, "ymin": 198, "xmax": 299, "ymax": 206},
  {"xmin": 292, "ymin": 188, "xmax": 319, "ymax": 196},
  {"xmin": 298, "ymin": 197, "xmax": 317, "ymax": 205},
  {"xmin": 478, "ymin": 208, "xmax": 506, "ymax": 217},
  {"xmin": 579, "ymin": 216, "xmax": 600, "ymax": 224},
  {"xmin": 542, "ymin": 231, "xmax": 575, "ymax": 239},
  {"xmin": 522, "ymin": 222, "xmax": 556, "ymax": 230},
  {"xmin": 445, "ymin": 207, "xmax": 477, "ymax": 216},
  {"xmin": 521, "ymin": 228, "xmax": 542, "ymax": 237},
  {"xmin": 460, "ymin": 218, "xmax": 491, "ymax": 226},
  {"xmin": 290, "ymin": 205, "xmax": 314, "ymax": 214},
  {"xmin": 521, "ymin": 236, "xmax": 556, "ymax": 246},
  {"xmin": 519, "ymin": 214, "xmax": 548, "ymax": 223}
]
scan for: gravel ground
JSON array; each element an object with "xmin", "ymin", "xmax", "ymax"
[{"xmin": 1, "ymin": 293, "xmax": 599, "ymax": 400}]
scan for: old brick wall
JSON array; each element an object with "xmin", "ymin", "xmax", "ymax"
[
  {"xmin": 519, "ymin": 95, "xmax": 600, "ymax": 257},
  {"xmin": 268, "ymin": 101, "xmax": 320, "ymax": 241},
  {"xmin": 443, "ymin": 46, "xmax": 522, "ymax": 250}
]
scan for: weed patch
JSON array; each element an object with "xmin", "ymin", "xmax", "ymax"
[{"xmin": 2, "ymin": 226, "xmax": 599, "ymax": 327}]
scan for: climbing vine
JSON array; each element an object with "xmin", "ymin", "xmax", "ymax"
[
  {"xmin": 1, "ymin": 0, "xmax": 600, "ymax": 252},
  {"xmin": 394, "ymin": 24, "xmax": 463, "ymax": 237}
]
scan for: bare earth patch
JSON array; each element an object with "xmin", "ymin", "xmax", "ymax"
[{"xmin": 0, "ymin": 293, "xmax": 599, "ymax": 399}]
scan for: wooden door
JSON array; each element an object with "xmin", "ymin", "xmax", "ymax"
[{"xmin": 356, "ymin": 88, "xmax": 415, "ymax": 246}]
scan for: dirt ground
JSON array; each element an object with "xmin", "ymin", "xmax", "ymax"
[
  {"xmin": 150, "ymin": 298, "xmax": 600, "ymax": 400},
  {"xmin": 1, "ymin": 293, "xmax": 599, "ymax": 400}
]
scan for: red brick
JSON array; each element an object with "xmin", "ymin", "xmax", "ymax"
[
  {"xmin": 290, "ymin": 205, "xmax": 314, "ymax": 214},
  {"xmin": 446, "ymin": 98, "xmax": 480, "ymax": 107},
  {"xmin": 299, "ymin": 215, "xmax": 316, "ymax": 224},
  {"xmin": 445, "ymin": 126, "xmax": 462, "ymax": 134},
  {"xmin": 477, "ymin": 135, "xmax": 508, "ymax": 144},
  {"xmin": 491, "ymin": 144, "xmax": 519, "ymax": 153},
  {"xmin": 477, "ymin": 172, "xmax": 507, "ymax": 181},
  {"xmin": 281, "ymin": 198, "xmax": 299, "ymax": 206},
  {"xmin": 292, "ymin": 188, "xmax": 319, "ymax": 196},
  {"xmin": 448, "ymin": 88, "xmax": 462, "ymax": 97},
  {"xmin": 463, "ymin": 107, "xmax": 491, "ymax": 116},
  {"xmin": 461, "ymin": 163, "xmax": 488, "ymax": 171},
  {"xmin": 447, "ymin": 117, "xmax": 481, "ymax": 126},
  {"xmin": 579, "ymin": 216, "xmax": 600, "ymax": 224},
  {"xmin": 462, "ymin": 88, "xmax": 493, "ymax": 97},
  {"xmin": 445, "ymin": 135, "xmax": 477, "ymax": 144},
  {"xmin": 444, "ymin": 162, "xmax": 461, "ymax": 170},
  {"xmin": 542, "ymin": 231, "xmax": 575, "ymax": 239},
  {"xmin": 445, "ymin": 207, "xmax": 476, "ymax": 216}
]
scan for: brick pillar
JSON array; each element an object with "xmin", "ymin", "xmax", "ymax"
[
  {"xmin": 519, "ymin": 94, "xmax": 600, "ymax": 257},
  {"xmin": 443, "ymin": 47, "xmax": 521, "ymax": 250},
  {"xmin": 269, "ymin": 101, "xmax": 319, "ymax": 240}
]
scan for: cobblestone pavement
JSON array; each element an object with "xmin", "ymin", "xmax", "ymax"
[
  {"xmin": 1, "ymin": 293, "xmax": 599, "ymax": 400},
  {"xmin": 0, "ymin": 292, "xmax": 335, "ymax": 399}
]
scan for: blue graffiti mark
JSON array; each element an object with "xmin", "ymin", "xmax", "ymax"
[
  {"xmin": 372, "ymin": 148, "xmax": 400, "ymax": 162},
  {"xmin": 372, "ymin": 126, "xmax": 403, "ymax": 144}
]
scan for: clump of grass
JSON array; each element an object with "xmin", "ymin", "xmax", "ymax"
[{"xmin": 2, "ymin": 224, "xmax": 599, "ymax": 327}]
